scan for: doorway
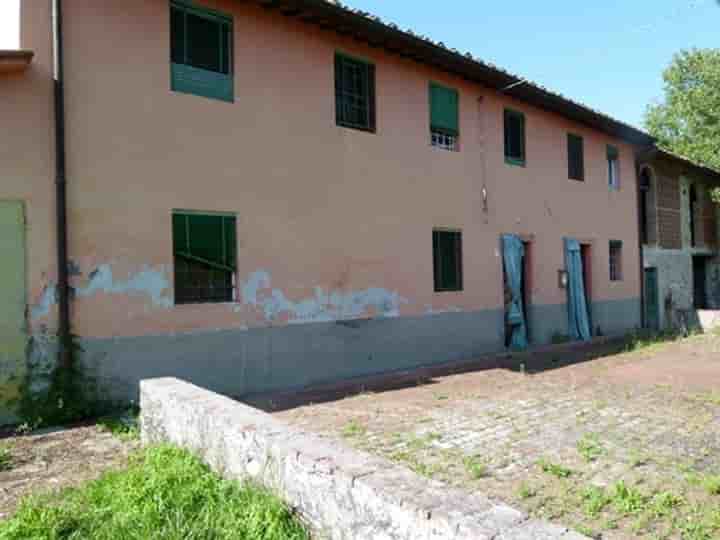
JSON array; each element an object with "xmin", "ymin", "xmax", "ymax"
[
  {"xmin": 644, "ymin": 267, "xmax": 660, "ymax": 331},
  {"xmin": 564, "ymin": 238, "xmax": 592, "ymax": 341},
  {"xmin": 0, "ymin": 201, "xmax": 27, "ymax": 421},
  {"xmin": 502, "ymin": 235, "xmax": 530, "ymax": 350},
  {"xmin": 693, "ymin": 256, "xmax": 708, "ymax": 309}
]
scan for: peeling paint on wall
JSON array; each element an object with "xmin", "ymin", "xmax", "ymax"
[
  {"xmin": 241, "ymin": 270, "xmax": 408, "ymax": 324},
  {"xmin": 76, "ymin": 264, "xmax": 173, "ymax": 309},
  {"xmin": 32, "ymin": 264, "xmax": 173, "ymax": 322},
  {"xmin": 31, "ymin": 283, "xmax": 58, "ymax": 321}
]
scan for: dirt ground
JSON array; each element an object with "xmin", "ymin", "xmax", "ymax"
[
  {"xmin": 276, "ymin": 334, "xmax": 720, "ymax": 539},
  {"xmin": 0, "ymin": 424, "xmax": 139, "ymax": 520}
]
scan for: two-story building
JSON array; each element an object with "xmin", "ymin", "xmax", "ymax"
[
  {"xmin": 638, "ymin": 149, "xmax": 720, "ymax": 331},
  {"xmin": 1, "ymin": 0, "xmax": 655, "ymax": 422}
]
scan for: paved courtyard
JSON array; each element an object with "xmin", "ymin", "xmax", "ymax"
[{"xmin": 276, "ymin": 334, "xmax": 720, "ymax": 539}]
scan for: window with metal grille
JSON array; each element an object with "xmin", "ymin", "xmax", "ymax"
[
  {"xmin": 567, "ymin": 134, "xmax": 585, "ymax": 181},
  {"xmin": 609, "ymin": 241, "xmax": 623, "ymax": 282},
  {"xmin": 504, "ymin": 109, "xmax": 526, "ymax": 166},
  {"xmin": 607, "ymin": 145, "xmax": 620, "ymax": 190},
  {"xmin": 430, "ymin": 82, "xmax": 459, "ymax": 151},
  {"xmin": 170, "ymin": 1, "xmax": 233, "ymax": 102},
  {"xmin": 433, "ymin": 230, "xmax": 463, "ymax": 292},
  {"xmin": 335, "ymin": 53, "xmax": 376, "ymax": 132},
  {"xmin": 173, "ymin": 212, "xmax": 237, "ymax": 304},
  {"xmin": 431, "ymin": 131, "xmax": 459, "ymax": 151}
]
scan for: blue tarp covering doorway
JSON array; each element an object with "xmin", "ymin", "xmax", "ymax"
[
  {"xmin": 502, "ymin": 234, "xmax": 528, "ymax": 350},
  {"xmin": 564, "ymin": 238, "xmax": 591, "ymax": 341}
]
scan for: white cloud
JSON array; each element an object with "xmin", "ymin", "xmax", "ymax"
[{"xmin": 0, "ymin": 0, "xmax": 20, "ymax": 50}]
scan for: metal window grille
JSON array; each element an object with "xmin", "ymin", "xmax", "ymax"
[
  {"xmin": 335, "ymin": 55, "xmax": 374, "ymax": 131},
  {"xmin": 433, "ymin": 230, "xmax": 463, "ymax": 292},
  {"xmin": 431, "ymin": 130, "xmax": 459, "ymax": 151},
  {"xmin": 609, "ymin": 241, "xmax": 623, "ymax": 282}
]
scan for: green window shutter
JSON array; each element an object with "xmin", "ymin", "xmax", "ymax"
[
  {"xmin": 335, "ymin": 53, "xmax": 376, "ymax": 132},
  {"xmin": 430, "ymin": 83, "xmax": 459, "ymax": 135},
  {"xmin": 173, "ymin": 213, "xmax": 236, "ymax": 271},
  {"xmin": 170, "ymin": 1, "xmax": 234, "ymax": 102},
  {"xmin": 567, "ymin": 134, "xmax": 584, "ymax": 181},
  {"xmin": 607, "ymin": 145, "xmax": 619, "ymax": 160}
]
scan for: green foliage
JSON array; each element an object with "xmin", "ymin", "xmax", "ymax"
[
  {"xmin": 0, "ymin": 445, "xmax": 308, "ymax": 540},
  {"xmin": 462, "ymin": 455, "xmax": 488, "ymax": 479},
  {"xmin": 0, "ymin": 446, "xmax": 13, "ymax": 472},
  {"xmin": 577, "ymin": 434, "xmax": 605, "ymax": 463},
  {"xmin": 97, "ymin": 408, "xmax": 140, "ymax": 441},
  {"xmin": 581, "ymin": 486, "xmax": 611, "ymax": 517},
  {"xmin": 645, "ymin": 48, "xmax": 720, "ymax": 172},
  {"xmin": 611, "ymin": 481, "xmax": 646, "ymax": 515},
  {"xmin": 701, "ymin": 474, "xmax": 720, "ymax": 496},
  {"xmin": 538, "ymin": 458, "xmax": 573, "ymax": 478},
  {"xmin": 17, "ymin": 334, "xmax": 117, "ymax": 430},
  {"xmin": 341, "ymin": 420, "xmax": 367, "ymax": 439}
]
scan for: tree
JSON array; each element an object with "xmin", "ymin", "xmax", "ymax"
[{"xmin": 645, "ymin": 48, "xmax": 720, "ymax": 172}]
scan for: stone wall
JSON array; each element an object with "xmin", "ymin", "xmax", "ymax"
[{"xmin": 140, "ymin": 378, "xmax": 587, "ymax": 540}]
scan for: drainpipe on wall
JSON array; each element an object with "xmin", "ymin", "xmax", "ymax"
[{"xmin": 52, "ymin": 0, "xmax": 71, "ymax": 370}]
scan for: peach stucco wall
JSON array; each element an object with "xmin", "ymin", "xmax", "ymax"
[
  {"xmin": 24, "ymin": 0, "xmax": 640, "ymax": 340},
  {"xmin": 2, "ymin": 1, "xmax": 56, "ymax": 335}
]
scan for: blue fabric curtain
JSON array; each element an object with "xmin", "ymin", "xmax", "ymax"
[
  {"xmin": 564, "ymin": 238, "xmax": 591, "ymax": 341},
  {"xmin": 502, "ymin": 235, "xmax": 528, "ymax": 350}
]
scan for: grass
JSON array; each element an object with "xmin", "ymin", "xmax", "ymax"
[
  {"xmin": 0, "ymin": 445, "xmax": 308, "ymax": 540},
  {"xmin": 340, "ymin": 419, "xmax": 367, "ymax": 439},
  {"xmin": 576, "ymin": 434, "xmax": 605, "ymax": 462},
  {"xmin": 462, "ymin": 455, "xmax": 488, "ymax": 479},
  {"xmin": 0, "ymin": 445, "xmax": 12, "ymax": 472},
  {"xmin": 97, "ymin": 412, "xmax": 140, "ymax": 441},
  {"xmin": 538, "ymin": 458, "xmax": 573, "ymax": 478}
]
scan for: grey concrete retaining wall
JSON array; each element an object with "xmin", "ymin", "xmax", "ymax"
[
  {"xmin": 87, "ymin": 299, "xmax": 639, "ymax": 406},
  {"xmin": 141, "ymin": 377, "xmax": 588, "ymax": 540}
]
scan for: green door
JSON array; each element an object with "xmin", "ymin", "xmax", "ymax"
[
  {"xmin": 0, "ymin": 201, "xmax": 26, "ymax": 421},
  {"xmin": 644, "ymin": 268, "xmax": 660, "ymax": 331}
]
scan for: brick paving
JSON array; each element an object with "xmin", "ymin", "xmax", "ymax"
[{"xmin": 276, "ymin": 333, "xmax": 720, "ymax": 539}]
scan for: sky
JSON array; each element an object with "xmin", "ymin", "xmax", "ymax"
[{"xmin": 0, "ymin": 0, "xmax": 716, "ymax": 128}]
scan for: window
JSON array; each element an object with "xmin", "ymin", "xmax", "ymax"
[
  {"xmin": 433, "ymin": 230, "xmax": 463, "ymax": 292},
  {"xmin": 609, "ymin": 240, "xmax": 623, "ymax": 282},
  {"xmin": 170, "ymin": 1, "xmax": 233, "ymax": 102},
  {"xmin": 335, "ymin": 53, "xmax": 376, "ymax": 132},
  {"xmin": 429, "ymin": 83, "xmax": 459, "ymax": 151},
  {"xmin": 567, "ymin": 134, "xmax": 584, "ymax": 181},
  {"xmin": 504, "ymin": 109, "xmax": 526, "ymax": 166},
  {"xmin": 607, "ymin": 145, "xmax": 620, "ymax": 190},
  {"xmin": 173, "ymin": 212, "xmax": 237, "ymax": 304}
]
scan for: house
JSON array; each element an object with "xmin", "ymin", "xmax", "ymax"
[
  {"xmin": 1, "ymin": 0, "xmax": 654, "ymax": 422},
  {"xmin": 637, "ymin": 149, "xmax": 720, "ymax": 331}
]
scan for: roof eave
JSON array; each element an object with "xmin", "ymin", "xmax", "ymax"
[
  {"xmin": 0, "ymin": 50, "xmax": 35, "ymax": 74},
  {"xmin": 252, "ymin": 0, "xmax": 654, "ymax": 146}
]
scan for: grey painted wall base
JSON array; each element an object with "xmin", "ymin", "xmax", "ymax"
[{"xmin": 79, "ymin": 298, "xmax": 641, "ymax": 405}]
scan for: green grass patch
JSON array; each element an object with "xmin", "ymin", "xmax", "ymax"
[
  {"xmin": 340, "ymin": 419, "xmax": 367, "ymax": 439},
  {"xmin": 97, "ymin": 413, "xmax": 139, "ymax": 442},
  {"xmin": 538, "ymin": 458, "xmax": 573, "ymax": 478},
  {"xmin": 576, "ymin": 434, "xmax": 605, "ymax": 462},
  {"xmin": 0, "ymin": 445, "xmax": 13, "ymax": 472},
  {"xmin": 701, "ymin": 474, "xmax": 720, "ymax": 496},
  {"xmin": 0, "ymin": 445, "xmax": 308, "ymax": 540},
  {"xmin": 462, "ymin": 455, "xmax": 488, "ymax": 479}
]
